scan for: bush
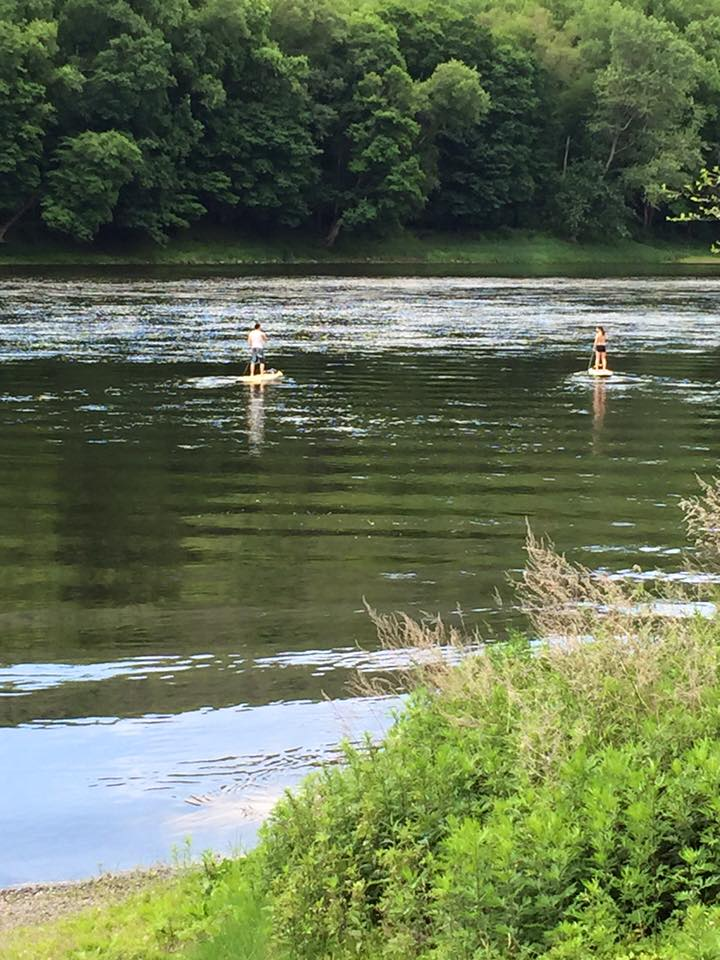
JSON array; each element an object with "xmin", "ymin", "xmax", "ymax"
[{"xmin": 257, "ymin": 478, "xmax": 720, "ymax": 960}]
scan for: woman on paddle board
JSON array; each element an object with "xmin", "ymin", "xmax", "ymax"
[{"xmin": 593, "ymin": 326, "xmax": 608, "ymax": 371}]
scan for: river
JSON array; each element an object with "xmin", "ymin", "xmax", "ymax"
[{"xmin": 1, "ymin": 270, "xmax": 719, "ymax": 884}]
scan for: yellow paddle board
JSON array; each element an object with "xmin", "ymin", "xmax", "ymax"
[
  {"xmin": 238, "ymin": 370, "xmax": 284, "ymax": 385},
  {"xmin": 588, "ymin": 368, "xmax": 613, "ymax": 377}
]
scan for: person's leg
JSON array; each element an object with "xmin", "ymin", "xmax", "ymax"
[
  {"xmin": 601, "ymin": 350, "xmax": 607, "ymax": 369},
  {"xmin": 593, "ymin": 349, "xmax": 600, "ymax": 369},
  {"xmin": 249, "ymin": 353, "xmax": 256, "ymax": 376}
]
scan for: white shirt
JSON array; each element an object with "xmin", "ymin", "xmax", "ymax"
[{"xmin": 248, "ymin": 329, "xmax": 267, "ymax": 349}]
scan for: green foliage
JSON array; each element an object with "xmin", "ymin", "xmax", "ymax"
[
  {"xmin": 551, "ymin": 159, "xmax": 630, "ymax": 240},
  {"xmin": 0, "ymin": 16, "xmax": 56, "ymax": 219},
  {"xmin": 665, "ymin": 167, "xmax": 720, "ymax": 252},
  {"xmin": 1, "ymin": 0, "xmax": 720, "ymax": 244},
  {"xmin": 42, "ymin": 130, "xmax": 141, "ymax": 240},
  {"xmin": 429, "ymin": 43, "xmax": 549, "ymax": 227},
  {"xmin": 194, "ymin": 3, "xmax": 319, "ymax": 229},
  {"xmin": 340, "ymin": 65, "xmax": 425, "ymax": 234},
  {"xmin": 590, "ymin": 4, "xmax": 704, "ymax": 205},
  {"xmin": 260, "ymin": 618, "xmax": 720, "ymax": 959},
  {"xmin": 2, "ymin": 856, "xmax": 262, "ymax": 960},
  {"xmin": 416, "ymin": 59, "xmax": 490, "ymax": 136}
]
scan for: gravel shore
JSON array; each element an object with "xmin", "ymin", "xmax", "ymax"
[{"xmin": 0, "ymin": 866, "xmax": 174, "ymax": 935}]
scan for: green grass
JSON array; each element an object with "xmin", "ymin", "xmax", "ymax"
[
  {"xmin": 0, "ymin": 226, "xmax": 716, "ymax": 267},
  {"xmin": 1, "ymin": 856, "xmax": 267, "ymax": 960}
]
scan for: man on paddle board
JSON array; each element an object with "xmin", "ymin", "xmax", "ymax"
[
  {"xmin": 248, "ymin": 322, "xmax": 268, "ymax": 377},
  {"xmin": 592, "ymin": 326, "xmax": 608, "ymax": 371}
]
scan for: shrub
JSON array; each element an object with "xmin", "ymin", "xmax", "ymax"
[{"xmin": 255, "ymin": 477, "xmax": 720, "ymax": 959}]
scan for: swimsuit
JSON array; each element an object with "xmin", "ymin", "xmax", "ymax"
[{"xmin": 596, "ymin": 344, "xmax": 606, "ymax": 353}]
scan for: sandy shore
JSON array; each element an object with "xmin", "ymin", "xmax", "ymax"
[{"xmin": 0, "ymin": 866, "xmax": 174, "ymax": 934}]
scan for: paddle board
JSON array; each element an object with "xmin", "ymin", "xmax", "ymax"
[
  {"xmin": 187, "ymin": 371, "xmax": 284, "ymax": 388},
  {"xmin": 587, "ymin": 368, "xmax": 613, "ymax": 377},
  {"xmin": 238, "ymin": 370, "xmax": 284, "ymax": 385}
]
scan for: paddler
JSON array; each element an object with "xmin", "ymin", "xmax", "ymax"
[
  {"xmin": 592, "ymin": 325, "xmax": 608, "ymax": 371},
  {"xmin": 247, "ymin": 322, "xmax": 268, "ymax": 377}
]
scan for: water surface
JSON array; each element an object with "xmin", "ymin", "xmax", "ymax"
[{"xmin": 1, "ymin": 274, "xmax": 719, "ymax": 884}]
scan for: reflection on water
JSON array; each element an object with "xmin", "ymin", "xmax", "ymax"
[
  {"xmin": 592, "ymin": 378, "xmax": 607, "ymax": 450},
  {"xmin": 0, "ymin": 273, "xmax": 719, "ymax": 883},
  {"xmin": 247, "ymin": 385, "xmax": 265, "ymax": 455}
]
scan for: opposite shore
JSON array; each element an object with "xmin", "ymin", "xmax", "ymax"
[{"xmin": 1, "ymin": 229, "xmax": 719, "ymax": 269}]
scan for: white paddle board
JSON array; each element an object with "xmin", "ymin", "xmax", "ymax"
[{"xmin": 587, "ymin": 368, "xmax": 613, "ymax": 377}]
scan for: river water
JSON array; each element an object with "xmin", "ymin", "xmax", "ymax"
[{"xmin": 1, "ymin": 271, "xmax": 719, "ymax": 885}]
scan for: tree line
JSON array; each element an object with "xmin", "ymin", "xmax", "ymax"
[{"xmin": 1, "ymin": 0, "xmax": 718, "ymax": 246}]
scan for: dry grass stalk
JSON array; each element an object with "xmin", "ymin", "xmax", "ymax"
[
  {"xmin": 517, "ymin": 526, "xmax": 632, "ymax": 639},
  {"xmin": 354, "ymin": 476, "xmax": 720, "ymax": 779},
  {"xmin": 465, "ymin": 622, "xmax": 719, "ymax": 780},
  {"xmin": 680, "ymin": 475, "xmax": 720, "ymax": 561},
  {"xmin": 352, "ymin": 604, "xmax": 478, "ymax": 698}
]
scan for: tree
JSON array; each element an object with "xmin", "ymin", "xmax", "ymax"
[
  {"xmin": 416, "ymin": 59, "xmax": 490, "ymax": 137},
  {"xmin": 330, "ymin": 65, "xmax": 425, "ymax": 243},
  {"xmin": 52, "ymin": 0, "xmax": 206, "ymax": 242},
  {"xmin": 550, "ymin": 158, "xmax": 629, "ymax": 240},
  {"xmin": 428, "ymin": 44, "xmax": 546, "ymax": 228},
  {"xmin": 0, "ymin": 16, "xmax": 56, "ymax": 241},
  {"xmin": 2, "ymin": 0, "xmax": 720, "ymax": 247},
  {"xmin": 41, "ymin": 130, "xmax": 142, "ymax": 240},
  {"xmin": 194, "ymin": 0, "xmax": 319, "ymax": 229},
  {"xmin": 590, "ymin": 5, "xmax": 703, "ymax": 223}
]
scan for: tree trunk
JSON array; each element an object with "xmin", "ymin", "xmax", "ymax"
[
  {"xmin": 325, "ymin": 217, "xmax": 342, "ymax": 247},
  {"xmin": 604, "ymin": 117, "xmax": 633, "ymax": 175},
  {"xmin": 604, "ymin": 133, "xmax": 620, "ymax": 174},
  {"xmin": 0, "ymin": 194, "xmax": 39, "ymax": 243},
  {"xmin": 562, "ymin": 135, "xmax": 571, "ymax": 179},
  {"xmin": 643, "ymin": 203, "xmax": 654, "ymax": 230}
]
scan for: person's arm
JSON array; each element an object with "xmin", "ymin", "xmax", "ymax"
[{"xmin": 247, "ymin": 331, "xmax": 252, "ymax": 345}]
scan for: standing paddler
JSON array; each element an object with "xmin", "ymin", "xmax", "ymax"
[
  {"xmin": 592, "ymin": 325, "xmax": 608, "ymax": 371},
  {"xmin": 247, "ymin": 322, "xmax": 268, "ymax": 377}
]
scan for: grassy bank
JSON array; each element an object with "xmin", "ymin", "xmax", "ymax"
[
  {"xmin": 7, "ymin": 480, "xmax": 720, "ymax": 960},
  {"xmin": 1, "ymin": 857, "xmax": 267, "ymax": 960},
  {"xmin": 0, "ymin": 228, "xmax": 716, "ymax": 268}
]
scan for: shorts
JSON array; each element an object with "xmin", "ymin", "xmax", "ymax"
[
  {"xmin": 250, "ymin": 349, "xmax": 265, "ymax": 363},
  {"xmin": 596, "ymin": 344, "xmax": 606, "ymax": 353}
]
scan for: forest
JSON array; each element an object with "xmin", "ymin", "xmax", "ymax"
[{"xmin": 1, "ymin": 0, "xmax": 719, "ymax": 247}]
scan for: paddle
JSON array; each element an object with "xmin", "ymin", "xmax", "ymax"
[{"xmin": 587, "ymin": 348, "xmax": 596, "ymax": 372}]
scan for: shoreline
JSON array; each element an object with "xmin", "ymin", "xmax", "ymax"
[
  {"xmin": 0, "ymin": 230, "xmax": 718, "ymax": 270},
  {"xmin": 0, "ymin": 866, "xmax": 175, "ymax": 935}
]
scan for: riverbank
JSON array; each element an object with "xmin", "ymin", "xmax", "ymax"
[
  {"xmin": 0, "ymin": 228, "xmax": 716, "ymax": 268},
  {"xmin": 7, "ymin": 478, "xmax": 720, "ymax": 959},
  {"xmin": 1, "ymin": 859, "xmax": 250, "ymax": 959},
  {"xmin": 0, "ymin": 867, "xmax": 175, "ymax": 935}
]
